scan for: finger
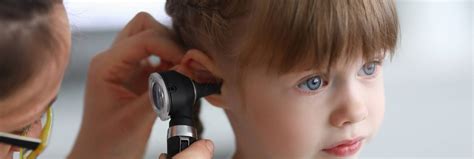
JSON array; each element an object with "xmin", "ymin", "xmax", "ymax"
[
  {"xmin": 155, "ymin": 61, "xmax": 175, "ymax": 72},
  {"xmin": 172, "ymin": 140, "xmax": 214, "ymax": 159},
  {"xmin": 112, "ymin": 29, "xmax": 184, "ymax": 66},
  {"xmin": 123, "ymin": 58, "xmax": 174, "ymax": 95},
  {"xmin": 114, "ymin": 12, "xmax": 168, "ymax": 44},
  {"xmin": 142, "ymin": 57, "xmax": 175, "ymax": 71},
  {"xmin": 159, "ymin": 153, "xmax": 167, "ymax": 159},
  {"xmin": 129, "ymin": 90, "xmax": 157, "ymax": 120},
  {"xmin": 121, "ymin": 64, "xmax": 153, "ymax": 95}
]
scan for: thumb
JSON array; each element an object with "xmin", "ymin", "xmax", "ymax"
[{"xmin": 172, "ymin": 139, "xmax": 214, "ymax": 159}]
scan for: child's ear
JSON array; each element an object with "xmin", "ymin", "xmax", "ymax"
[{"xmin": 175, "ymin": 49, "xmax": 227, "ymax": 108}]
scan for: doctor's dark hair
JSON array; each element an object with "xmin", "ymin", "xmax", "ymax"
[
  {"xmin": 0, "ymin": 0, "xmax": 63, "ymax": 99},
  {"xmin": 166, "ymin": 0, "xmax": 399, "ymax": 136}
]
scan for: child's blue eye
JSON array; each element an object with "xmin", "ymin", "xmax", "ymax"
[
  {"xmin": 297, "ymin": 75, "xmax": 325, "ymax": 91},
  {"xmin": 358, "ymin": 61, "xmax": 379, "ymax": 76}
]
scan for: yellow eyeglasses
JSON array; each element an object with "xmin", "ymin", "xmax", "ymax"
[{"xmin": 0, "ymin": 107, "xmax": 53, "ymax": 159}]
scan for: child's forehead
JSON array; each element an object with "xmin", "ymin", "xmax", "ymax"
[
  {"xmin": 235, "ymin": 0, "xmax": 398, "ymax": 76},
  {"xmin": 239, "ymin": 48, "xmax": 388, "ymax": 77}
]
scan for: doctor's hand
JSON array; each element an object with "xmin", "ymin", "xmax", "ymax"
[
  {"xmin": 68, "ymin": 12, "xmax": 213, "ymax": 159},
  {"xmin": 159, "ymin": 140, "xmax": 214, "ymax": 159}
]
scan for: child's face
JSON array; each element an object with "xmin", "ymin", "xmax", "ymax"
[{"xmin": 221, "ymin": 56, "xmax": 385, "ymax": 158}]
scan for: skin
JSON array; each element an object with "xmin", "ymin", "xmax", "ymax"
[
  {"xmin": 68, "ymin": 12, "xmax": 214, "ymax": 159},
  {"xmin": 0, "ymin": 5, "xmax": 213, "ymax": 159},
  {"xmin": 229, "ymin": 58, "xmax": 385, "ymax": 159},
  {"xmin": 177, "ymin": 48, "xmax": 386, "ymax": 159},
  {"xmin": 167, "ymin": 0, "xmax": 394, "ymax": 157},
  {"xmin": 0, "ymin": 3, "xmax": 382, "ymax": 158},
  {"xmin": 0, "ymin": 3, "xmax": 71, "ymax": 159},
  {"xmin": 0, "ymin": 3, "xmax": 385, "ymax": 159}
]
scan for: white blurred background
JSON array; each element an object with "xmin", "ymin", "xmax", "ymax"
[{"xmin": 42, "ymin": 0, "xmax": 473, "ymax": 158}]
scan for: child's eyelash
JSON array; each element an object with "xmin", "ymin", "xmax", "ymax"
[
  {"xmin": 294, "ymin": 59, "xmax": 384, "ymax": 95},
  {"xmin": 295, "ymin": 74, "xmax": 329, "ymax": 95},
  {"xmin": 373, "ymin": 60, "xmax": 383, "ymax": 65},
  {"xmin": 371, "ymin": 58, "xmax": 384, "ymax": 65},
  {"xmin": 358, "ymin": 60, "xmax": 383, "ymax": 79}
]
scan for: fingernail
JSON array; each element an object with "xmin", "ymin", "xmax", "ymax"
[
  {"xmin": 148, "ymin": 55, "xmax": 161, "ymax": 67},
  {"xmin": 205, "ymin": 140, "xmax": 214, "ymax": 152}
]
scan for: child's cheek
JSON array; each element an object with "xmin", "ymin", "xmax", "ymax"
[
  {"xmin": 366, "ymin": 77, "xmax": 386, "ymax": 139},
  {"xmin": 245, "ymin": 91, "xmax": 327, "ymax": 158},
  {"xmin": 373, "ymin": 87, "xmax": 386, "ymax": 135}
]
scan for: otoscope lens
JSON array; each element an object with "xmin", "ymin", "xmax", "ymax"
[
  {"xmin": 152, "ymin": 83, "xmax": 163, "ymax": 110},
  {"xmin": 149, "ymin": 72, "xmax": 171, "ymax": 120}
]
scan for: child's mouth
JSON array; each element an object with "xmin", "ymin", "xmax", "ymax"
[{"xmin": 322, "ymin": 137, "xmax": 364, "ymax": 157}]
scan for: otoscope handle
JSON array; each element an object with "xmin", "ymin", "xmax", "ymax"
[
  {"xmin": 167, "ymin": 136, "xmax": 197, "ymax": 158},
  {"xmin": 166, "ymin": 125, "xmax": 198, "ymax": 158}
]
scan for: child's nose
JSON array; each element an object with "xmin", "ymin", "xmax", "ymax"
[{"xmin": 329, "ymin": 92, "xmax": 368, "ymax": 128}]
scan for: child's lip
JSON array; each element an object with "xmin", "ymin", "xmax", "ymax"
[{"xmin": 322, "ymin": 137, "xmax": 364, "ymax": 157}]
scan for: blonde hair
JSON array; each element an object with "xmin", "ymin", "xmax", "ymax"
[{"xmin": 166, "ymin": 0, "xmax": 399, "ymax": 135}]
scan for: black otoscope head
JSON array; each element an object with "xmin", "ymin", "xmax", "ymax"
[
  {"xmin": 149, "ymin": 70, "xmax": 221, "ymax": 158},
  {"xmin": 148, "ymin": 71, "xmax": 221, "ymax": 126}
]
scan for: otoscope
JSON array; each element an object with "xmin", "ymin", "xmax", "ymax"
[{"xmin": 148, "ymin": 71, "xmax": 221, "ymax": 158}]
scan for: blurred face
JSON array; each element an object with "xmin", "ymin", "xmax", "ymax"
[
  {"xmin": 0, "ymin": 3, "xmax": 71, "ymax": 158},
  {"xmin": 222, "ymin": 55, "xmax": 385, "ymax": 159}
]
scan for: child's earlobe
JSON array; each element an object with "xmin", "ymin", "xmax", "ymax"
[{"xmin": 205, "ymin": 93, "xmax": 228, "ymax": 109}]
